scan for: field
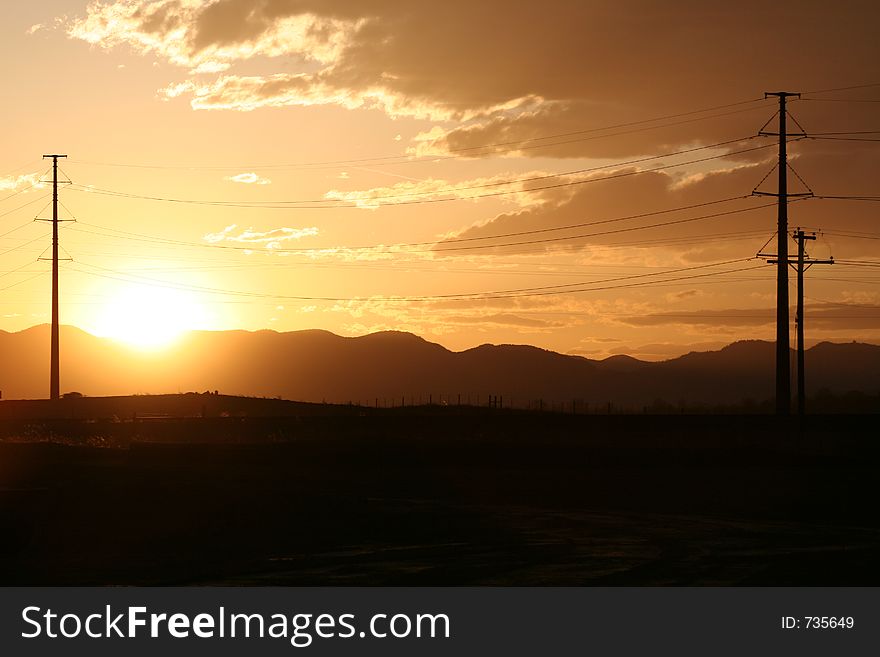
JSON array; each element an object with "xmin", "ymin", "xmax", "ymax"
[{"xmin": 0, "ymin": 403, "xmax": 878, "ymax": 585}]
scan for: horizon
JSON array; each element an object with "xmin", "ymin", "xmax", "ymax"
[
  {"xmin": 1, "ymin": 2, "xmax": 879, "ymax": 364},
  {"xmin": 4, "ymin": 320, "xmax": 877, "ymax": 364},
  {"xmin": 2, "ymin": 321, "xmax": 878, "ymax": 405}
]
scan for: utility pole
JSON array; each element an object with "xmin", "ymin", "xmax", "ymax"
[
  {"xmin": 793, "ymin": 230, "xmax": 833, "ymax": 418},
  {"xmin": 41, "ymin": 154, "xmax": 67, "ymax": 400},
  {"xmin": 762, "ymin": 229, "xmax": 833, "ymax": 419},
  {"xmin": 756, "ymin": 92, "xmax": 806, "ymax": 415}
]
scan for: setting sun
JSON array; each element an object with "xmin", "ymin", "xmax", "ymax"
[{"xmin": 90, "ymin": 284, "xmax": 202, "ymax": 350}]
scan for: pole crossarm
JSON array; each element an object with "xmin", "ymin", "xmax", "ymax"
[{"xmin": 752, "ymin": 191, "xmax": 814, "ymax": 197}]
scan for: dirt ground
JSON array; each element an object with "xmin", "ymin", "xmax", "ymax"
[{"xmin": 1, "ymin": 412, "xmax": 877, "ymax": 585}]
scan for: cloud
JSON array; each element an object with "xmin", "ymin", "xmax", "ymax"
[
  {"xmin": 666, "ymin": 289, "xmax": 702, "ymax": 301},
  {"xmin": 224, "ymin": 171, "xmax": 271, "ymax": 185},
  {"xmin": 68, "ymin": 0, "xmax": 355, "ymax": 69},
  {"xmin": 189, "ymin": 60, "xmax": 230, "ymax": 74},
  {"xmin": 620, "ymin": 308, "xmax": 776, "ymax": 328},
  {"xmin": 443, "ymin": 313, "xmax": 563, "ymax": 329},
  {"xmin": 27, "ymin": 15, "xmax": 69, "ymax": 36},
  {"xmin": 430, "ymin": 159, "xmax": 776, "ymax": 257},
  {"xmin": 617, "ymin": 304, "xmax": 880, "ymax": 331},
  {"xmin": 324, "ymin": 171, "xmax": 550, "ymax": 209},
  {"xmin": 158, "ymin": 73, "xmax": 360, "ymax": 112},
  {"xmin": 203, "ymin": 224, "xmax": 318, "ymax": 248},
  {"xmin": 0, "ymin": 172, "xmax": 46, "ymax": 192},
  {"xmin": 64, "ymin": 1, "xmax": 880, "ymax": 152}
]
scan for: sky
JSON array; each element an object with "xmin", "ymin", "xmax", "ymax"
[{"xmin": 1, "ymin": 0, "xmax": 879, "ymax": 359}]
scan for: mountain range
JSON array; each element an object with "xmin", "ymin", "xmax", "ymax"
[{"xmin": 0, "ymin": 325, "xmax": 878, "ymax": 407}]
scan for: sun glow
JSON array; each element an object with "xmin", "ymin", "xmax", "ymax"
[{"xmin": 91, "ymin": 284, "xmax": 204, "ymax": 350}]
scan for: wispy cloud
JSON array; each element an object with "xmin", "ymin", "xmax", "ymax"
[
  {"xmin": 324, "ymin": 172, "xmax": 550, "ymax": 210},
  {"xmin": 0, "ymin": 172, "xmax": 46, "ymax": 192},
  {"xmin": 203, "ymin": 224, "xmax": 318, "ymax": 249},
  {"xmin": 444, "ymin": 313, "xmax": 563, "ymax": 329},
  {"xmin": 224, "ymin": 172, "xmax": 271, "ymax": 185}
]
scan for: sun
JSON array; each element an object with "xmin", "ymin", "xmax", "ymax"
[{"xmin": 91, "ymin": 284, "xmax": 203, "ymax": 350}]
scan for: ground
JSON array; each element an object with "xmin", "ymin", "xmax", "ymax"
[{"xmin": 0, "ymin": 405, "xmax": 877, "ymax": 585}]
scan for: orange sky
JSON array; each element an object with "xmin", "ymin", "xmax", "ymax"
[{"xmin": 1, "ymin": 1, "xmax": 879, "ymax": 359}]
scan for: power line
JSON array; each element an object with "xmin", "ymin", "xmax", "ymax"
[
  {"xmin": 71, "ymin": 194, "xmax": 754, "ymax": 250},
  {"xmin": 0, "ymin": 183, "xmax": 41, "ymax": 204},
  {"xmin": 808, "ymin": 136, "xmax": 880, "ymax": 143},
  {"xmin": 0, "ymin": 270, "xmax": 47, "ymax": 293},
  {"xmin": 61, "ymin": 226, "xmax": 774, "ymax": 276},
  {"xmin": 430, "ymin": 202, "xmax": 781, "ymax": 253},
  {"xmin": 66, "ymin": 138, "xmax": 774, "ymax": 209},
  {"xmin": 66, "ymin": 98, "xmax": 769, "ymax": 171},
  {"xmin": 0, "ymin": 194, "xmax": 52, "ymax": 221},
  {"xmin": 815, "ymin": 195, "xmax": 880, "ymax": 202},
  {"xmin": 0, "ymin": 231, "xmax": 48, "ymax": 259},
  {"xmin": 0, "ymin": 220, "xmax": 41, "ymax": 241},
  {"xmin": 0, "ymin": 260, "xmax": 39, "ymax": 283},
  {"xmin": 799, "ymin": 98, "xmax": 880, "ymax": 103},
  {"xmin": 424, "ymin": 104, "xmax": 771, "ymax": 159},
  {"xmin": 801, "ymin": 82, "xmax": 880, "ymax": 95},
  {"xmin": 804, "ymin": 130, "xmax": 880, "ymax": 136},
  {"xmin": 66, "ymin": 198, "xmax": 784, "ymax": 256},
  {"xmin": 69, "ymin": 259, "xmax": 765, "ymax": 303},
  {"xmin": 0, "ymin": 160, "xmax": 41, "ymax": 179}
]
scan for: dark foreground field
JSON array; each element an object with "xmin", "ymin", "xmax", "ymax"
[{"xmin": 0, "ymin": 408, "xmax": 878, "ymax": 585}]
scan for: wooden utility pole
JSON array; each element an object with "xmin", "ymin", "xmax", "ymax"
[{"xmin": 793, "ymin": 230, "xmax": 833, "ymax": 418}]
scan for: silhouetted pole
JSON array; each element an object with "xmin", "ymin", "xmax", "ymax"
[
  {"xmin": 796, "ymin": 230, "xmax": 807, "ymax": 418},
  {"xmin": 772, "ymin": 93, "xmax": 793, "ymax": 414},
  {"xmin": 43, "ymin": 154, "xmax": 67, "ymax": 400},
  {"xmin": 766, "ymin": 229, "xmax": 833, "ymax": 420},
  {"xmin": 759, "ymin": 92, "xmax": 801, "ymax": 415},
  {"xmin": 792, "ymin": 229, "xmax": 833, "ymax": 419}
]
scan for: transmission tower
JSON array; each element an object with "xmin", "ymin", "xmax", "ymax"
[
  {"xmin": 754, "ymin": 92, "xmax": 809, "ymax": 415},
  {"xmin": 39, "ymin": 154, "xmax": 68, "ymax": 400}
]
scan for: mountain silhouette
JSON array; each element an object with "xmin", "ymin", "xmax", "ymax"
[{"xmin": 0, "ymin": 325, "xmax": 877, "ymax": 407}]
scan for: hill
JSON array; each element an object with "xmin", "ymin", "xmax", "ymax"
[{"xmin": 0, "ymin": 325, "xmax": 877, "ymax": 407}]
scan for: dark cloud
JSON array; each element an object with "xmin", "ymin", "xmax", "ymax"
[
  {"xmin": 618, "ymin": 304, "xmax": 880, "ymax": 330},
  {"xmin": 444, "ymin": 313, "xmax": 564, "ymax": 328},
  {"xmin": 71, "ymin": 1, "xmax": 880, "ymax": 128},
  {"xmin": 431, "ymin": 138, "xmax": 880, "ymax": 257},
  {"xmin": 432, "ymin": 161, "xmax": 777, "ymax": 256}
]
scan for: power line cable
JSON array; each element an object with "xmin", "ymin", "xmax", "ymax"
[
  {"xmin": 815, "ymin": 195, "xmax": 880, "ymax": 202},
  {"xmin": 69, "ymin": 259, "xmax": 766, "ymax": 303},
  {"xmin": 801, "ymin": 82, "xmax": 880, "ymax": 95},
  {"xmin": 0, "ymin": 194, "xmax": 52, "ymax": 221},
  {"xmin": 66, "ymin": 98, "xmax": 769, "ymax": 171},
  {"xmin": 67, "ymin": 198, "xmax": 784, "ymax": 256},
  {"xmin": 808, "ymin": 136, "xmax": 880, "ymax": 143},
  {"xmin": 67, "ymin": 138, "xmax": 773, "ymax": 209},
  {"xmin": 800, "ymin": 98, "xmax": 880, "ymax": 103}
]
